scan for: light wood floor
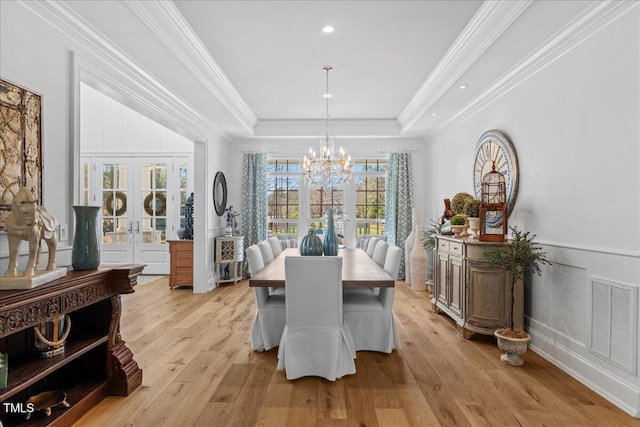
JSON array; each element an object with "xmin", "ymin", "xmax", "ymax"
[{"xmin": 75, "ymin": 277, "xmax": 640, "ymax": 427}]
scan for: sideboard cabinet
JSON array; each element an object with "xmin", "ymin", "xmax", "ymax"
[
  {"xmin": 168, "ymin": 240, "xmax": 193, "ymax": 289},
  {"xmin": 0, "ymin": 265, "xmax": 143, "ymax": 426},
  {"xmin": 432, "ymin": 235, "xmax": 522, "ymax": 338}
]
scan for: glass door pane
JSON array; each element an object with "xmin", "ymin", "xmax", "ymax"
[
  {"xmin": 140, "ymin": 163, "xmax": 168, "ymax": 245},
  {"xmin": 101, "ymin": 163, "xmax": 129, "ymax": 245}
]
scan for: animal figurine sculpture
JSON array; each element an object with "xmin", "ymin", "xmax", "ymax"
[
  {"xmin": 4, "ymin": 187, "xmax": 58, "ymax": 278},
  {"xmin": 440, "ymin": 198, "xmax": 455, "ymax": 224}
]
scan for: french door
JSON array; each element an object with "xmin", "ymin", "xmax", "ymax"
[{"xmin": 86, "ymin": 156, "xmax": 191, "ymax": 274}]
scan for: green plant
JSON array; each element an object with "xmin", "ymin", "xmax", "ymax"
[
  {"xmin": 450, "ymin": 214, "xmax": 466, "ymax": 226},
  {"xmin": 462, "ymin": 198, "xmax": 481, "ymax": 218},
  {"xmin": 422, "ymin": 219, "xmax": 443, "ymax": 251},
  {"xmin": 451, "ymin": 192, "xmax": 474, "ymax": 214},
  {"xmin": 484, "ymin": 226, "xmax": 552, "ymax": 337}
]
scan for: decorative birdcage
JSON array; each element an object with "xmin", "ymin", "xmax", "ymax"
[{"xmin": 479, "ymin": 161, "xmax": 507, "ymax": 242}]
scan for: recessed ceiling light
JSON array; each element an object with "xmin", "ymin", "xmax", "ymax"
[
  {"xmin": 459, "ymin": 84, "xmax": 469, "ymax": 89},
  {"xmin": 431, "ymin": 112, "xmax": 438, "ymax": 116},
  {"xmin": 322, "ymin": 26, "xmax": 335, "ymax": 33},
  {"xmin": 323, "ymin": 93, "xmax": 332, "ymax": 98}
]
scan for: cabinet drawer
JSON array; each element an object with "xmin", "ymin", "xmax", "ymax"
[
  {"xmin": 438, "ymin": 240, "xmax": 450, "ymax": 252},
  {"xmin": 449, "ymin": 242, "xmax": 463, "ymax": 256}
]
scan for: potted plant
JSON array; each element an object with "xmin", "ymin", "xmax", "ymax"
[
  {"xmin": 484, "ymin": 226, "xmax": 551, "ymax": 366},
  {"xmin": 449, "ymin": 214, "xmax": 466, "ymax": 238},
  {"xmin": 451, "ymin": 192, "xmax": 474, "ymax": 237},
  {"xmin": 462, "ymin": 198, "xmax": 481, "ymax": 239},
  {"xmin": 450, "ymin": 192, "xmax": 474, "ymax": 214},
  {"xmin": 421, "ymin": 219, "xmax": 444, "ymax": 290}
]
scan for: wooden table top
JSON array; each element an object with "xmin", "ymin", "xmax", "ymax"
[{"xmin": 249, "ymin": 248, "xmax": 394, "ymax": 288}]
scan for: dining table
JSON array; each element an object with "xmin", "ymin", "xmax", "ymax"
[{"xmin": 249, "ymin": 248, "xmax": 394, "ymax": 288}]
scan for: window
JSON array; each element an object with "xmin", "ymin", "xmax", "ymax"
[
  {"xmin": 178, "ymin": 163, "xmax": 188, "ymax": 229},
  {"xmin": 354, "ymin": 159, "xmax": 386, "ymax": 235},
  {"xmin": 267, "ymin": 159, "xmax": 300, "ymax": 235}
]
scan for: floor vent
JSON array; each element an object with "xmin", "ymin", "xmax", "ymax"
[{"xmin": 590, "ymin": 277, "xmax": 637, "ymax": 374}]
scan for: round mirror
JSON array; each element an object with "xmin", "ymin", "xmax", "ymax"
[{"xmin": 213, "ymin": 171, "xmax": 227, "ymax": 216}]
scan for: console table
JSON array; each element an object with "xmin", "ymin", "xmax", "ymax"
[
  {"xmin": 215, "ymin": 236, "xmax": 244, "ymax": 285},
  {"xmin": 168, "ymin": 240, "xmax": 193, "ymax": 288},
  {"xmin": 432, "ymin": 235, "xmax": 522, "ymax": 338},
  {"xmin": 0, "ymin": 265, "xmax": 144, "ymax": 426}
]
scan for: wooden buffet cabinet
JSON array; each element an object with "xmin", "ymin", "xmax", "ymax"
[
  {"xmin": 0, "ymin": 265, "xmax": 144, "ymax": 426},
  {"xmin": 168, "ymin": 240, "xmax": 193, "ymax": 289},
  {"xmin": 432, "ymin": 235, "xmax": 522, "ymax": 338}
]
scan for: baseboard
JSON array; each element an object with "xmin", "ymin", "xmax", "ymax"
[{"xmin": 529, "ymin": 327, "xmax": 640, "ymax": 418}]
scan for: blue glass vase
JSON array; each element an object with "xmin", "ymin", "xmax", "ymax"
[
  {"xmin": 300, "ymin": 228, "xmax": 323, "ymax": 256},
  {"xmin": 323, "ymin": 208, "xmax": 339, "ymax": 256},
  {"xmin": 72, "ymin": 205, "xmax": 101, "ymax": 270}
]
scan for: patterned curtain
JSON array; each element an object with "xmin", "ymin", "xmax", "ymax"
[
  {"xmin": 241, "ymin": 153, "xmax": 268, "ymax": 276},
  {"xmin": 385, "ymin": 153, "xmax": 414, "ymax": 280}
]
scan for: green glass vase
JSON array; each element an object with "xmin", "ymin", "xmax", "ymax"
[
  {"xmin": 72, "ymin": 206, "xmax": 101, "ymax": 270},
  {"xmin": 323, "ymin": 208, "xmax": 339, "ymax": 256},
  {"xmin": 300, "ymin": 228, "xmax": 323, "ymax": 256}
]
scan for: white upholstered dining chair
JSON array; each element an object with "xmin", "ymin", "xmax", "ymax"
[
  {"xmin": 258, "ymin": 240, "xmax": 275, "ymax": 264},
  {"xmin": 248, "ymin": 245, "xmax": 285, "ymax": 351},
  {"xmin": 365, "ymin": 237, "xmax": 380, "ymax": 257},
  {"xmin": 277, "ymin": 256, "xmax": 356, "ymax": 381},
  {"xmin": 372, "ymin": 240, "xmax": 389, "ymax": 267},
  {"xmin": 267, "ymin": 236, "xmax": 283, "ymax": 257},
  {"xmin": 343, "ymin": 244, "xmax": 401, "ymax": 353}
]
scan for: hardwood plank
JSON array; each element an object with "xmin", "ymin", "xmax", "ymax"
[
  {"xmin": 73, "ymin": 277, "xmax": 640, "ymax": 427},
  {"xmin": 318, "ymin": 378, "xmax": 347, "ymax": 421},
  {"xmin": 375, "ymin": 408, "xmax": 411, "ymax": 427},
  {"xmin": 193, "ymin": 402, "xmax": 234, "ymax": 426}
]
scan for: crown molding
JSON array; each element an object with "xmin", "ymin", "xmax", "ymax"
[
  {"xmin": 18, "ymin": 0, "xmax": 229, "ymax": 143},
  {"xmin": 75, "ymin": 55, "xmax": 211, "ymax": 143},
  {"xmin": 253, "ymin": 119, "xmax": 401, "ymax": 138},
  {"xmin": 398, "ymin": 0, "xmax": 532, "ymax": 134},
  {"xmin": 426, "ymin": 0, "xmax": 639, "ymax": 140},
  {"xmin": 126, "ymin": 0, "xmax": 257, "ymax": 135}
]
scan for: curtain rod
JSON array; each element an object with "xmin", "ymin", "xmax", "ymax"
[
  {"xmin": 377, "ymin": 148, "xmax": 417, "ymax": 153},
  {"xmin": 236, "ymin": 148, "xmax": 275, "ymax": 153}
]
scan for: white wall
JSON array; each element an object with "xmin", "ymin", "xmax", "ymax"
[
  {"xmin": 81, "ymin": 83, "xmax": 194, "ymax": 155},
  {"xmin": 0, "ymin": 2, "xmax": 77, "ymax": 270},
  {"xmin": 422, "ymin": 7, "xmax": 640, "ymax": 416},
  {"xmin": 0, "ymin": 1, "xmax": 226, "ymax": 294}
]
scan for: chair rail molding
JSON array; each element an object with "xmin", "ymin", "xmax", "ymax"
[{"xmin": 398, "ymin": 0, "xmax": 533, "ymax": 134}]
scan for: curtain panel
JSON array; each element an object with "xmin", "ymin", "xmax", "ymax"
[
  {"xmin": 385, "ymin": 153, "xmax": 414, "ymax": 280},
  {"xmin": 241, "ymin": 153, "xmax": 268, "ymax": 276}
]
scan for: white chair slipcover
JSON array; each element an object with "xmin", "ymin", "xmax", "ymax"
[
  {"xmin": 383, "ymin": 244, "xmax": 402, "ymax": 280},
  {"xmin": 277, "ymin": 256, "xmax": 356, "ymax": 381},
  {"xmin": 246, "ymin": 244, "xmax": 264, "ymax": 276},
  {"xmin": 248, "ymin": 245, "xmax": 285, "ymax": 351},
  {"xmin": 372, "ymin": 241, "xmax": 389, "ymax": 267},
  {"xmin": 267, "ymin": 236, "xmax": 283, "ymax": 257},
  {"xmin": 343, "ymin": 244, "xmax": 402, "ymax": 353},
  {"xmin": 258, "ymin": 240, "xmax": 275, "ymax": 264},
  {"xmin": 366, "ymin": 237, "xmax": 380, "ymax": 257}
]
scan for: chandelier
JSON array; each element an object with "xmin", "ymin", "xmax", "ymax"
[{"xmin": 302, "ymin": 66, "xmax": 352, "ymax": 189}]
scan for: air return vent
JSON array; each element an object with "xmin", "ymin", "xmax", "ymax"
[{"xmin": 590, "ymin": 277, "xmax": 637, "ymax": 374}]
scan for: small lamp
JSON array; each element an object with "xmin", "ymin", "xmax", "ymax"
[{"xmin": 479, "ymin": 161, "xmax": 507, "ymax": 242}]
